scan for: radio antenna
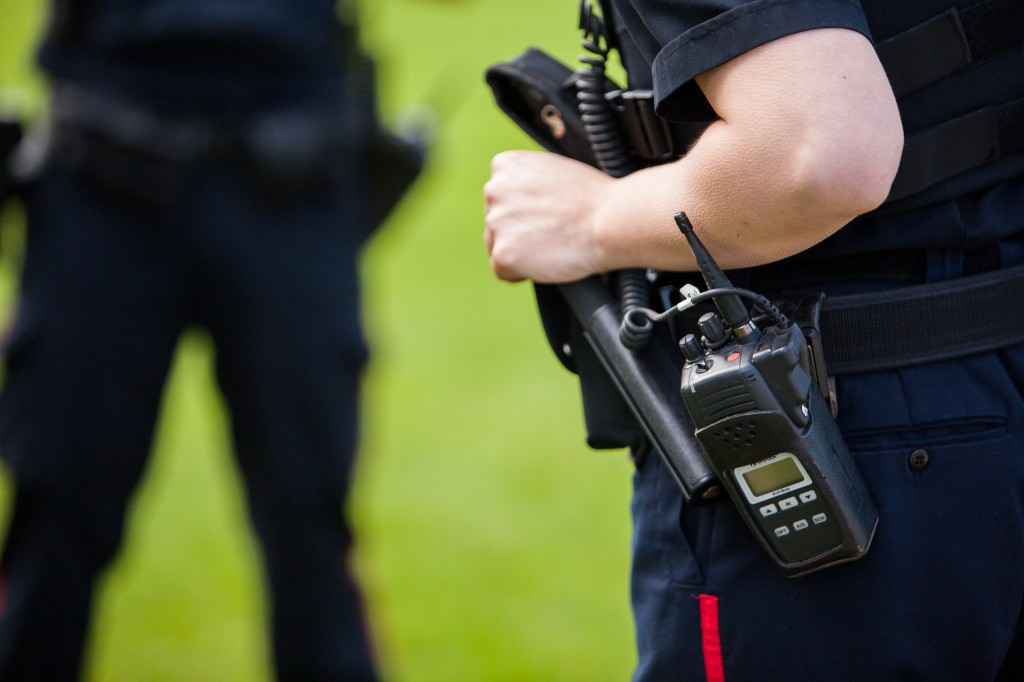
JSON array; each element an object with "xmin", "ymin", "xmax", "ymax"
[{"xmin": 674, "ymin": 212, "xmax": 757, "ymax": 339}]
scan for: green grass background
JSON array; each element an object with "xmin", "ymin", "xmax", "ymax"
[{"xmin": 0, "ymin": 1, "xmax": 637, "ymax": 680}]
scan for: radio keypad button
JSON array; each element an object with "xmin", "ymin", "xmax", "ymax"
[
  {"xmin": 793, "ymin": 519, "xmax": 809, "ymax": 531},
  {"xmin": 799, "ymin": 490, "xmax": 817, "ymax": 503},
  {"xmin": 775, "ymin": 526, "xmax": 790, "ymax": 537},
  {"xmin": 760, "ymin": 504, "xmax": 778, "ymax": 517},
  {"xmin": 812, "ymin": 513, "xmax": 828, "ymax": 525},
  {"xmin": 779, "ymin": 496, "xmax": 798, "ymax": 510}
]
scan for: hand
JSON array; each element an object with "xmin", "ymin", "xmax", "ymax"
[{"xmin": 483, "ymin": 150, "xmax": 612, "ymax": 283}]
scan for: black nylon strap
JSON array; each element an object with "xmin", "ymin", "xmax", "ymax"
[
  {"xmin": 876, "ymin": 0, "xmax": 1024, "ymax": 99},
  {"xmin": 876, "ymin": 8, "xmax": 971, "ymax": 99},
  {"xmin": 888, "ymin": 96, "xmax": 1024, "ymax": 201},
  {"xmin": 874, "ymin": 0, "xmax": 1024, "ymax": 201},
  {"xmin": 819, "ymin": 263, "xmax": 1024, "ymax": 375},
  {"xmin": 959, "ymin": 0, "xmax": 1024, "ymax": 62}
]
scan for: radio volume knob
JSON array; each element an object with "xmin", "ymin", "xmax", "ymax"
[
  {"xmin": 698, "ymin": 312, "xmax": 729, "ymax": 348},
  {"xmin": 680, "ymin": 334, "xmax": 705, "ymax": 364}
]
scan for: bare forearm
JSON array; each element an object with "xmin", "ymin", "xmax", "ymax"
[{"xmin": 592, "ymin": 129, "xmax": 881, "ymax": 272}]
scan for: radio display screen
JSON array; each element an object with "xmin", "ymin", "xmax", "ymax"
[{"xmin": 742, "ymin": 456, "xmax": 804, "ymax": 497}]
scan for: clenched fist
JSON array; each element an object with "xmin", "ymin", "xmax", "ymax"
[{"xmin": 483, "ymin": 150, "xmax": 613, "ymax": 283}]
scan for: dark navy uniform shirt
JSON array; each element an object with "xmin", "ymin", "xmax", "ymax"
[
  {"xmin": 38, "ymin": 0, "xmax": 351, "ymax": 110},
  {"xmin": 604, "ymin": 0, "xmax": 1024, "ymax": 266}
]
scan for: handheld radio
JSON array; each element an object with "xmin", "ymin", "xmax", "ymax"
[{"xmin": 669, "ymin": 212, "xmax": 878, "ymax": 576}]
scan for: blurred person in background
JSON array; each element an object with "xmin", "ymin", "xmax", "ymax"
[
  {"xmin": 485, "ymin": 0, "xmax": 1024, "ymax": 679},
  {"xmin": 0, "ymin": 1, "xmax": 420, "ymax": 680}
]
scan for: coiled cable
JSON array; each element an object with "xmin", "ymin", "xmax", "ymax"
[{"xmin": 576, "ymin": 0, "xmax": 654, "ymax": 350}]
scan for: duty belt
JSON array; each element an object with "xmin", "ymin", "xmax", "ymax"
[
  {"xmin": 798, "ymin": 263, "xmax": 1024, "ymax": 376},
  {"xmin": 37, "ymin": 83, "xmax": 421, "ymax": 226}
]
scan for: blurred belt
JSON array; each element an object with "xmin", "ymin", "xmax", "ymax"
[{"xmin": 44, "ymin": 83, "xmax": 360, "ymax": 207}]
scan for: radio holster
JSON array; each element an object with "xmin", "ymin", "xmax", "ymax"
[
  {"xmin": 486, "ymin": 47, "xmax": 705, "ymax": 172},
  {"xmin": 486, "ymin": 48, "xmax": 601, "ymax": 169}
]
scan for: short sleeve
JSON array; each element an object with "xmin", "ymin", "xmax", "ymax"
[{"xmin": 614, "ymin": 0, "xmax": 872, "ymax": 120}]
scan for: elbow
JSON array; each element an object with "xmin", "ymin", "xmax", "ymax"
[
  {"xmin": 792, "ymin": 115, "xmax": 905, "ymax": 222},
  {"xmin": 830, "ymin": 128, "xmax": 904, "ymax": 216}
]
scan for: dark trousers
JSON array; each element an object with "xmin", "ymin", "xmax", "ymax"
[
  {"xmin": 630, "ymin": 322, "xmax": 1024, "ymax": 680},
  {"xmin": 0, "ymin": 162, "xmax": 377, "ymax": 681}
]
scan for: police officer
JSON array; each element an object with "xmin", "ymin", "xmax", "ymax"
[
  {"xmin": 0, "ymin": 1, "xmax": 389, "ymax": 680},
  {"xmin": 485, "ymin": 0, "xmax": 1024, "ymax": 678}
]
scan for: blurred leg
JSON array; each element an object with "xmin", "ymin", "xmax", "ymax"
[
  {"xmin": 0, "ymin": 171, "xmax": 186, "ymax": 681},
  {"xmin": 196, "ymin": 167, "xmax": 377, "ymax": 681}
]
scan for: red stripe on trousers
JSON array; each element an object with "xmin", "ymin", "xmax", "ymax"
[{"xmin": 699, "ymin": 594, "xmax": 726, "ymax": 682}]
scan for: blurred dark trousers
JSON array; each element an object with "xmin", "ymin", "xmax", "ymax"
[{"xmin": 0, "ymin": 159, "xmax": 378, "ymax": 681}]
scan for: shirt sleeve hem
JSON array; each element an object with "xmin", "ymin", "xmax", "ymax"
[{"xmin": 651, "ymin": 0, "xmax": 871, "ymax": 120}]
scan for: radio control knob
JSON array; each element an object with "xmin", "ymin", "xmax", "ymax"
[
  {"xmin": 698, "ymin": 312, "xmax": 729, "ymax": 348},
  {"xmin": 680, "ymin": 334, "xmax": 705, "ymax": 364}
]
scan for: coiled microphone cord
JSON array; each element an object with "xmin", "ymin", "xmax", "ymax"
[{"xmin": 577, "ymin": 0, "xmax": 653, "ymax": 350}]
